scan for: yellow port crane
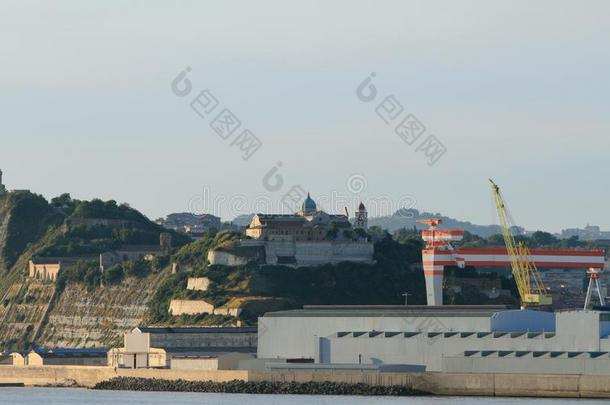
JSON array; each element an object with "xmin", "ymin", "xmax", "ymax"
[{"xmin": 489, "ymin": 179, "xmax": 552, "ymax": 307}]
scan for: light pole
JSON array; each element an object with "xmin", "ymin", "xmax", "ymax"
[{"xmin": 402, "ymin": 292, "xmax": 412, "ymax": 306}]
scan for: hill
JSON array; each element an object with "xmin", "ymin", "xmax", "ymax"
[
  {"xmin": 0, "ymin": 191, "xmax": 190, "ymax": 351},
  {"xmin": 0, "ymin": 191, "xmax": 523, "ymax": 350},
  {"xmin": 146, "ymin": 230, "xmax": 428, "ymax": 326},
  {"xmin": 368, "ymin": 208, "xmax": 503, "ymax": 237}
]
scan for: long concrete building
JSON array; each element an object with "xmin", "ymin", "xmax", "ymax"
[
  {"xmin": 109, "ymin": 327, "xmax": 257, "ymax": 369},
  {"xmin": 258, "ymin": 305, "xmax": 507, "ymax": 360},
  {"xmin": 257, "ymin": 305, "xmax": 610, "ymax": 375}
]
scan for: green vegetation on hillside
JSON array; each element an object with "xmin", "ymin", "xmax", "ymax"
[
  {"xmin": 455, "ymin": 230, "xmax": 609, "ymax": 251},
  {"xmin": 38, "ymin": 196, "xmax": 190, "ymax": 258},
  {"xmin": 0, "ymin": 192, "xmax": 64, "ymax": 269},
  {"xmin": 0, "ymin": 191, "xmax": 195, "ymax": 350},
  {"xmin": 172, "ymin": 230, "xmax": 242, "ymax": 272},
  {"xmin": 0, "ymin": 193, "xmax": 190, "ymax": 270},
  {"xmin": 147, "ymin": 231, "xmax": 429, "ymax": 325},
  {"xmin": 0, "ymin": 193, "xmax": 191, "ymax": 299}
]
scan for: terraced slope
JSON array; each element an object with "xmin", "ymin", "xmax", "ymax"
[{"xmin": 38, "ymin": 271, "xmax": 170, "ymax": 348}]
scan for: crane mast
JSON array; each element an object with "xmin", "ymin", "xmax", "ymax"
[{"xmin": 489, "ymin": 179, "xmax": 552, "ymax": 307}]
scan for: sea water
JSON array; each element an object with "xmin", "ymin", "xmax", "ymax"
[{"xmin": 1, "ymin": 387, "xmax": 608, "ymax": 405}]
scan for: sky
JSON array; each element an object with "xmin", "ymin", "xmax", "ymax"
[{"xmin": 1, "ymin": 0, "xmax": 609, "ymax": 232}]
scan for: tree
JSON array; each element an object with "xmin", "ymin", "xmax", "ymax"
[
  {"xmin": 486, "ymin": 234, "xmax": 505, "ymax": 246},
  {"xmin": 368, "ymin": 226, "xmax": 388, "ymax": 241},
  {"xmin": 325, "ymin": 224, "xmax": 338, "ymax": 240},
  {"xmin": 342, "ymin": 229, "xmax": 354, "ymax": 240},
  {"xmin": 394, "ymin": 227, "xmax": 421, "ymax": 244},
  {"xmin": 455, "ymin": 231, "xmax": 487, "ymax": 248},
  {"xmin": 530, "ymin": 231, "xmax": 559, "ymax": 247},
  {"xmin": 559, "ymin": 235, "xmax": 585, "ymax": 248},
  {"xmin": 354, "ymin": 227, "xmax": 368, "ymax": 239},
  {"xmin": 123, "ymin": 259, "xmax": 151, "ymax": 278},
  {"xmin": 51, "ymin": 193, "xmax": 73, "ymax": 208},
  {"xmin": 151, "ymin": 255, "xmax": 170, "ymax": 272},
  {"xmin": 104, "ymin": 265, "xmax": 124, "ymax": 285}
]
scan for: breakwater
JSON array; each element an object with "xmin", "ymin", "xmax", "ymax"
[{"xmin": 93, "ymin": 377, "xmax": 426, "ymax": 396}]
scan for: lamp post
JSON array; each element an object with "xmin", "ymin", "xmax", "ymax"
[{"xmin": 402, "ymin": 292, "xmax": 412, "ymax": 306}]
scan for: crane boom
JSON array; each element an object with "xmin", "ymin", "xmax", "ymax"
[{"xmin": 489, "ymin": 179, "xmax": 552, "ymax": 307}]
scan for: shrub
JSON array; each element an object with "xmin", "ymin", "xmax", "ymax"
[
  {"xmin": 123, "ymin": 259, "xmax": 151, "ymax": 278},
  {"xmin": 151, "ymin": 255, "xmax": 170, "ymax": 272},
  {"xmin": 104, "ymin": 265, "xmax": 125, "ymax": 285}
]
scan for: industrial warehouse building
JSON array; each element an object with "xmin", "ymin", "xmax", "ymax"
[
  {"xmin": 108, "ymin": 326, "xmax": 256, "ymax": 369},
  {"xmin": 257, "ymin": 305, "xmax": 610, "ymax": 374},
  {"xmin": 168, "ymin": 349, "xmax": 253, "ymax": 370},
  {"xmin": 27, "ymin": 349, "xmax": 108, "ymax": 366},
  {"xmin": 257, "ymin": 305, "xmax": 509, "ymax": 360},
  {"xmin": 0, "ymin": 352, "xmax": 26, "ymax": 366}
]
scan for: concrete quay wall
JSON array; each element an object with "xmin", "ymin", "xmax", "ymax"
[
  {"xmin": 0, "ymin": 366, "xmax": 248, "ymax": 388},
  {"xmin": 1, "ymin": 366, "xmax": 610, "ymax": 398},
  {"xmin": 249, "ymin": 371, "xmax": 610, "ymax": 398}
]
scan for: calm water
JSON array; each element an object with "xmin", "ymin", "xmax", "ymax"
[{"xmin": 0, "ymin": 388, "xmax": 608, "ymax": 405}]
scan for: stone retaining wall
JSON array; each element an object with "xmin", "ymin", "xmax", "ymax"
[
  {"xmin": 0, "ymin": 365, "xmax": 248, "ymax": 388},
  {"xmin": 168, "ymin": 299, "xmax": 214, "ymax": 315},
  {"xmin": 186, "ymin": 277, "xmax": 210, "ymax": 291}
]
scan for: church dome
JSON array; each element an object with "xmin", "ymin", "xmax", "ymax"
[{"xmin": 302, "ymin": 192, "xmax": 317, "ymax": 212}]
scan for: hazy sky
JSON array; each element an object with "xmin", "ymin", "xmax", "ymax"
[{"xmin": 1, "ymin": 1, "xmax": 609, "ymax": 232}]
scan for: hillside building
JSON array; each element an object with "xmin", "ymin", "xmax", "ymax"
[
  {"xmin": 99, "ymin": 235, "xmax": 169, "ymax": 270},
  {"xmin": 156, "ymin": 212, "xmax": 222, "ymax": 237},
  {"xmin": 561, "ymin": 225, "xmax": 610, "ymax": 241},
  {"xmin": 28, "ymin": 259, "xmax": 62, "ymax": 282},
  {"xmin": 209, "ymin": 193, "xmax": 374, "ymax": 267}
]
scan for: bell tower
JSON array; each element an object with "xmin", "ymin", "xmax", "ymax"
[{"xmin": 354, "ymin": 202, "xmax": 368, "ymax": 229}]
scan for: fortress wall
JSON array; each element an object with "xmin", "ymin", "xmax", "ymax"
[
  {"xmin": 168, "ymin": 299, "xmax": 214, "ymax": 315},
  {"xmin": 330, "ymin": 242, "xmax": 374, "ymax": 261},
  {"xmin": 211, "ymin": 240, "xmax": 374, "ymax": 267},
  {"xmin": 264, "ymin": 241, "xmax": 374, "ymax": 266},
  {"xmin": 186, "ymin": 277, "xmax": 210, "ymax": 291},
  {"xmin": 207, "ymin": 251, "xmax": 248, "ymax": 266}
]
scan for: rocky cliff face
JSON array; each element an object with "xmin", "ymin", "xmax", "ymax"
[
  {"xmin": 0, "ymin": 280, "xmax": 55, "ymax": 348},
  {"xmin": 0, "ymin": 271, "xmax": 171, "ymax": 350},
  {"xmin": 38, "ymin": 272, "xmax": 170, "ymax": 348},
  {"xmin": 0, "ymin": 193, "xmax": 63, "ymax": 349},
  {"xmin": 0, "ymin": 195, "xmax": 12, "ymax": 272}
]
